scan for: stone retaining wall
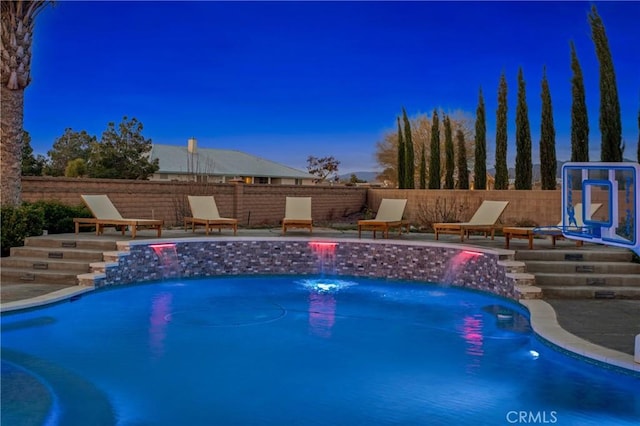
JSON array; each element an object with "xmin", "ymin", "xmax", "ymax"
[{"xmin": 97, "ymin": 238, "xmax": 516, "ymax": 299}]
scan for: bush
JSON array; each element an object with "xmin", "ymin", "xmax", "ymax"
[
  {"xmin": 27, "ymin": 200, "xmax": 92, "ymax": 234},
  {"xmin": 1, "ymin": 204, "xmax": 45, "ymax": 257},
  {"xmin": 1, "ymin": 201, "xmax": 92, "ymax": 257},
  {"xmin": 416, "ymin": 198, "xmax": 468, "ymax": 232}
]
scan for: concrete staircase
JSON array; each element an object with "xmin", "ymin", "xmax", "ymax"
[
  {"xmin": 516, "ymin": 247, "xmax": 640, "ymax": 299},
  {"xmin": 1, "ymin": 236, "xmax": 117, "ymax": 288}
]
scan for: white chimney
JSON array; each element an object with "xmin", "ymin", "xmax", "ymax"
[{"xmin": 187, "ymin": 137, "xmax": 197, "ymax": 154}]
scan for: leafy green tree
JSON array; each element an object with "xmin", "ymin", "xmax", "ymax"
[
  {"xmin": 1, "ymin": 0, "xmax": 52, "ymax": 206},
  {"xmin": 65, "ymin": 158, "xmax": 88, "ymax": 177},
  {"xmin": 474, "ymin": 88, "xmax": 487, "ymax": 190},
  {"xmin": 515, "ymin": 68, "xmax": 532, "ymax": 190},
  {"xmin": 88, "ymin": 116, "xmax": 159, "ymax": 179},
  {"xmin": 402, "ymin": 108, "xmax": 415, "ymax": 189},
  {"xmin": 570, "ymin": 41, "xmax": 589, "ymax": 162},
  {"xmin": 456, "ymin": 129, "xmax": 469, "ymax": 189},
  {"xmin": 494, "ymin": 73, "xmax": 509, "ymax": 189},
  {"xmin": 589, "ymin": 5, "xmax": 622, "ymax": 162},
  {"xmin": 443, "ymin": 115, "xmax": 454, "ymax": 189},
  {"xmin": 540, "ymin": 67, "xmax": 557, "ymax": 190},
  {"xmin": 306, "ymin": 155, "xmax": 340, "ymax": 182},
  {"xmin": 46, "ymin": 128, "xmax": 95, "ymax": 176},
  {"xmin": 348, "ymin": 174, "xmax": 366, "ymax": 184},
  {"xmin": 428, "ymin": 110, "xmax": 441, "ymax": 189},
  {"xmin": 396, "ymin": 117, "xmax": 405, "ymax": 188},
  {"xmin": 419, "ymin": 142, "xmax": 426, "ymax": 189},
  {"xmin": 21, "ymin": 131, "xmax": 46, "ymax": 176}
]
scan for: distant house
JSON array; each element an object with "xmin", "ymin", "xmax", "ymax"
[{"xmin": 148, "ymin": 139, "xmax": 315, "ymax": 185}]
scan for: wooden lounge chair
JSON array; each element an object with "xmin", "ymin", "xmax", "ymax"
[
  {"xmin": 504, "ymin": 202, "xmax": 603, "ymax": 249},
  {"xmin": 282, "ymin": 197, "xmax": 313, "ymax": 234},
  {"xmin": 434, "ymin": 200, "xmax": 509, "ymax": 242},
  {"xmin": 358, "ymin": 199, "xmax": 408, "ymax": 239},
  {"xmin": 184, "ymin": 195, "xmax": 238, "ymax": 236},
  {"xmin": 74, "ymin": 194, "xmax": 163, "ymax": 239}
]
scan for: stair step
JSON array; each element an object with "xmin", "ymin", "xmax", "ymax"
[
  {"xmin": 542, "ymin": 286, "xmax": 640, "ymax": 299},
  {"xmin": 499, "ymin": 260, "xmax": 526, "ymax": 273},
  {"xmin": 0, "ymin": 256, "xmax": 91, "ymax": 272},
  {"xmin": 533, "ymin": 272, "xmax": 640, "ymax": 287},
  {"xmin": 515, "ymin": 249, "xmax": 632, "ymax": 263},
  {"xmin": 9, "ymin": 246, "xmax": 105, "ymax": 261},
  {"xmin": 524, "ymin": 260, "xmax": 640, "ymax": 274},
  {"xmin": 1, "ymin": 267, "xmax": 80, "ymax": 285},
  {"xmin": 24, "ymin": 236, "xmax": 117, "ymax": 251}
]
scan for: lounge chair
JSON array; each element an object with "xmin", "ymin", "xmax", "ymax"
[
  {"xmin": 282, "ymin": 197, "xmax": 313, "ymax": 234},
  {"xmin": 74, "ymin": 194, "xmax": 163, "ymax": 239},
  {"xmin": 434, "ymin": 200, "xmax": 509, "ymax": 242},
  {"xmin": 184, "ymin": 195, "xmax": 238, "ymax": 236},
  {"xmin": 502, "ymin": 203, "xmax": 602, "ymax": 249},
  {"xmin": 358, "ymin": 198, "xmax": 408, "ymax": 239}
]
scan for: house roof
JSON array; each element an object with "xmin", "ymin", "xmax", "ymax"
[{"xmin": 149, "ymin": 144, "xmax": 314, "ymax": 179}]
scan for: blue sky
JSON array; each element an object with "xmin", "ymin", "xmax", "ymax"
[{"xmin": 26, "ymin": 1, "xmax": 640, "ymax": 174}]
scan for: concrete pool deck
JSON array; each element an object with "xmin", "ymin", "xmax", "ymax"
[{"xmin": 1, "ymin": 227, "xmax": 639, "ymax": 374}]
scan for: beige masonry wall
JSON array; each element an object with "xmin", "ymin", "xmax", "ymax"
[
  {"xmin": 22, "ymin": 177, "xmax": 608, "ymax": 229},
  {"xmin": 367, "ymin": 188, "xmax": 610, "ymax": 227},
  {"xmin": 21, "ymin": 177, "xmax": 368, "ymax": 227}
]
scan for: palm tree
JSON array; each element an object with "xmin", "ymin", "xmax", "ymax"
[{"xmin": 1, "ymin": 1, "xmax": 52, "ymax": 206}]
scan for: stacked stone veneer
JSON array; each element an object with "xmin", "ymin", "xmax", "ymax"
[{"xmin": 97, "ymin": 238, "xmax": 516, "ymax": 299}]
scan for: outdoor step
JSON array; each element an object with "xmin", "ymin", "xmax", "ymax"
[
  {"xmin": 498, "ymin": 260, "xmax": 526, "ymax": 274},
  {"xmin": 0, "ymin": 256, "xmax": 91, "ymax": 272},
  {"xmin": 0, "ymin": 267, "xmax": 80, "ymax": 286},
  {"xmin": 524, "ymin": 260, "xmax": 640, "ymax": 274},
  {"xmin": 542, "ymin": 286, "xmax": 640, "ymax": 299},
  {"xmin": 515, "ymin": 249, "xmax": 633, "ymax": 263},
  {"xmin": 533, "ymin": 272, "xmax": 640, "ymax": 287},
  {"xmin": 515, "ymin": 284, "xmax": 542, "ymax": 300},
  {"xmin": 24, "ymin": 236, "xmax": 117, "ymax": 251},
  {"xmin": 9, "ymin": 246, "xmax": 105, "ymax": 261}
]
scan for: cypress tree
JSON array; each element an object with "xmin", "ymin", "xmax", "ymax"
[
  {"xmin": 515, "ymin": 68, "xmax": 532, "ymax": 190},
  {"xmin": 494, "ymin": 72, "xmax": 509, "ymax": 189},
  {"xmin": 456, "ymin": 129, "xmax": 469, "ymax": 189},
  {"xmin": 443, "ymin": 115, "xmax": 455, "ymax": 189},
  {"xmin": 589, "ymin": 5, "xmax": 622, "ymax": 162},
  {"xmin": 474, "ymin": 88, "xmax": 487, "ymax": 190},
  {"xmin": 570, "ymin": 41, "xmax": 589, "ymax": 162},
  {"xmin": 540, "ymin": 67, "xmax": 557, "ymax": 190},
  {"xmin": 397, "ymin": 116, "xmax": 405, "ymax": 188},
  {"xmin": 419, "ymin": 142, "xmax": 426, "ymax": 189},
  {"xmin": 402, "ymin": 108, "xmax": 415, "ymax": 188},
  {"xmin": 428, "ymin": 110, "xmax": 441, "ymax": 189}
]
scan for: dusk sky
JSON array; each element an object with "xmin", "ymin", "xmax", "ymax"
[{"xmin": 25, "ymin": 1, "xmax": 640, "ymax": 174}]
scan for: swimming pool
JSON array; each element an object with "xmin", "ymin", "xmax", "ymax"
[{"xmin": 2, "ymin": 275, "xmax": 639, "ymax": 425}]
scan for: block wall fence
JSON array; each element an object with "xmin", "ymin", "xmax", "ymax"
[{"xmin": 21, "ymin": 176, "xmax": 593, "ymax": 228}]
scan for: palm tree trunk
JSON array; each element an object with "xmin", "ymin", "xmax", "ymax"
[{"xmin": 1, "ymin": 86, "xmax": 24, "ymax": 206}]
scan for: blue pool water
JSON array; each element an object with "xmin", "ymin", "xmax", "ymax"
[{"xmin": 1, "ymin": 276, "xmax": 639, "ymax": 426}]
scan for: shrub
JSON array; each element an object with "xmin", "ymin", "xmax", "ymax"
[
  {"xmin": 1, "ymin": 201, "xmax": 92, "ymax": 257},
  {"xmin": 1, "ymin": 204, "xmax": 45, "ymax": 257},
  {"xmin": 27, "ymin": 200, "xmax": 92, "ymax": 234},
  {"xmin": 416, "ymin": 198, "xmax": 468, "ymax": 232}
]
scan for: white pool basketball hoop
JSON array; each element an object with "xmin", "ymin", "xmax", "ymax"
[{"xmin": 561, "ymin": 162, "xmax": 640, "ymax": 255}]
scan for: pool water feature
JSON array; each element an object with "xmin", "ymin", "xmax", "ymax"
[{"xmin": 2, "ymin": 276, "xmax": 639, "ymax": 425}]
